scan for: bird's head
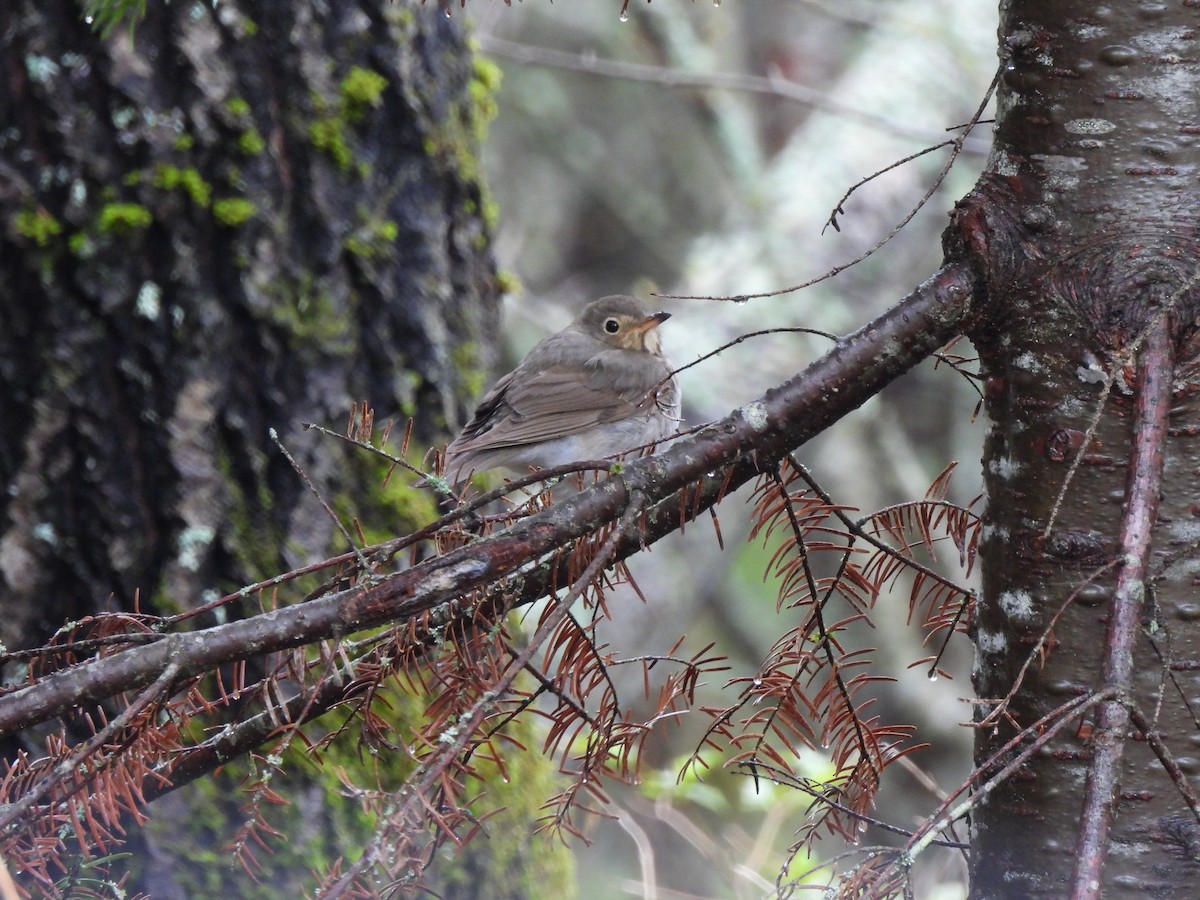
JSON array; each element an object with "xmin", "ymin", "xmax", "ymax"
[{"xmin": 576, "ymin": 295, "xmax": 671, "ymax": 354}]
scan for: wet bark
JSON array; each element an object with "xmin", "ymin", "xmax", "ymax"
[{"xmin": 950, "ymin": 2, "xmax": 1200, "ymax": 895}]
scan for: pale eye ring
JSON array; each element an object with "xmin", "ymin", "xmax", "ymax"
[{"xmin": 604, "ymin": 318, "xmax": 620, "ymax": 334}]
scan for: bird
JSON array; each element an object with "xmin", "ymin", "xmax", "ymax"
[{"xmin": 444, "ymin": 295, "xmax": 681, "ymax": 487}]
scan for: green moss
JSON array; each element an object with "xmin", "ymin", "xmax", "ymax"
[
  {"xmin": 308, "ymin": 116, "xmax": 354, "ymax": 172},
  {"xmin": 496, "ymin": 270, "xmax": 521, "ymax": 296},
  {"xmin": 469, "ymin": 56, "xmax": 502, "ymax": 125},
  {"xmin": 13, "ymin": 208, "xmax": 63, "ymax": 246},
  {"xmin": 261, "ymin": 273, "xmax": 353, "ymax": 347},
  {"xmin": 211, "ymin": 444, "xmax": 290, "ymax": 588},
  {"xmin": 236, "ymin": 127, "xmax": 266, "ymax": 156},
  {"xmin": 128, "ymin": 748, "xmax": 376, "ymax": 899},
  {"xmin": 344, "ymin": 449, "xmax": 441, "ymax": 547},
  {"xmin": 340, "ymin": 66, "xmax": 388, "ymax": 122},
  {"xmin": 387, "ymin": 6, "xmax": 415, "ymax": 28},
  {"xmin": 224, "ymin": 97, "xmax": 266, "ymax": 155},
  {"xmin": 172, "ymin": 133, "xmax": 195, "ymax": 151},
  {"xmin": 97, "ymin": 202, "xmax": 152, "ymax": 234},
  {"xmin": 213, "ymin": 197, "xmax": 257, "ymax": 227},
  {"xmin": 225, "ymin": 96, "xmax": 252, "ymax": 117},
  {"xmin": 418, "ymin": 47, "xmax": 502, "ymax": 229},
  {"xmin": 450, "ymin": 341, "xmax": 487, "ymax": 403},
  {"xmin": 153, "ymin": 164, "xmax": 213, "ymax": 207},
  {"xmin": 308, "ymin": 68, "xmax": 387, "ymax": 174},
  {"xmin": 480, "ymin": 195, "xmax": 501, "ymax": 231},
  {"xmin": 68, "ymin": 232, "xmax": 94, "ymax": 258},
  {"xmin": 344, "ymin": 218, "xmax": 399, "ymax": 260}
]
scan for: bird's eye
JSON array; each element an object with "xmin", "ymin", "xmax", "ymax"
[{"xmin": 604, "ymin": 318, "xmax": 621, "ymax": 334}]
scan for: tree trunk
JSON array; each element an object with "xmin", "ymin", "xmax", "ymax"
[
  {"xmin": 0, "ymin": 0, "xmax": 498, "ymax": 653},
  {"xmin": 0, "ymin": 2, "xmax": 549, "ymax": 895},
  {"xmin": 953, "ymin": 2, "xmax": 1200, "ymax": 895}
]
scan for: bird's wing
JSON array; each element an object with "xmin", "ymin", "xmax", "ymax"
[{"xmin": 451, "ymin": 361, "xmax": 653, "ymax": 453}]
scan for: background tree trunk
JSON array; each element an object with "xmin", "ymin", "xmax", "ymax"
[
  {"xmin": 0, "ymin": 2, "xmax": 570, "ymax": 896},
  {"xmin": 0, "ymin": 0, "xmax": 497, "ymax": 652},
  {"xmin": 955, "ymin": 2, "xmax": 1200, "ymax": 895}
]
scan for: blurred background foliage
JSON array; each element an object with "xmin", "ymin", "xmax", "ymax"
[{"xmin": 459, "ymin": 2, "xmax": 995, "ymax": 897}]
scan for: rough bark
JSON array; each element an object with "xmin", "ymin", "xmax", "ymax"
[
  {"xmin": 950, "ymin": 2, "xmax": 1200, "ymax": 895},
  {"xmin": 0, "ymin": 1, "xmax": 513, "ymax": 894},
  {"xmin": 0, "ymin": 0, "xmax": 499, "ymax": 655}
]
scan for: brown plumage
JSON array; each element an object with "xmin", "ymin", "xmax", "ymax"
[{"xmin": 445, "ymin": 295, "xmax": 681, "ymax": 485}]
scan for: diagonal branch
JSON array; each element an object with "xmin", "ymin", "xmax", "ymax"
[{"xmin": 0, "ymin": 263, "xmax": 973, "ymax": 740}]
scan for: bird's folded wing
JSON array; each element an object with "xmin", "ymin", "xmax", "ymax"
[{"xmin": 455, "ymin": 365, "xmax": 647, "ymax": 451}]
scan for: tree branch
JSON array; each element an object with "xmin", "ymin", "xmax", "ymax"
[
  {"xmin": 1069, "ymin": 315, "xmax": 1173, "ymax": 899},
  {"xmin": 0, "ymin": 263, "xmax": 974, "ymax": 740}
]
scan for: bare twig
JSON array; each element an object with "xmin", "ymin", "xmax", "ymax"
[
  {"xmin": 974, "ymin": 559, "xmax": 1120, "ymax": 729},
  {"xmin": 880, "ymin": 689, "xmax": 1115, "ymax": 889},
  {"xmin": 270, "ymin": 427, "xmax": 376, "ymax": 578},
  {"xmin": 1042, "ymin": 268, "xmax": 1200, "ymax": 540},
  {"xmin": 661, "ymin": 69, "xmax": 1000, "ymax": 304}
]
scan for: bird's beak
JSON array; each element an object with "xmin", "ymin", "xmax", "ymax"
[{"xmin": 634, "ymin": 311, "xmax": 671, "ymax": 333}]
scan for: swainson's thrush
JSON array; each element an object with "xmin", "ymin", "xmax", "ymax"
[{"xmin": 445, "ymin": 295, "xmax": 680, "ymax": 485}]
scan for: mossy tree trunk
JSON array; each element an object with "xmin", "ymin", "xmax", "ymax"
[
  {"xmin": 0, "ymin": 0, "xmax": 498, "ymax": 650},
  {"xmin": 0, "ymin": 2, "xmax": 559, "ymax": 895}
]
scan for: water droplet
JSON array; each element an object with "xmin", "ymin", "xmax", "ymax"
[
  {"xmin": 927, "ymin": 670, "xmax": 939, "ymax": 682},
  {"xmin": 713, "ymin": 0, "xmax": 721, "ymax": 5},
  {"xmin": 85, "ymin": 15, "xmax": 94, "ymax": 24},
  {"xmin": 619, "ymin": 10, "xmax": 629, "ymax": 21},
  {"xmin": 732, "ymin": 296, "xmax": 749, "ymax": 306}
]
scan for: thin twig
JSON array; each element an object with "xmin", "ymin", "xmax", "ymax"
[
  {"xmin": 1127, "ymin": 704, "xmax": 1200, "ymax": 823},
  {"xmin": 975, "ymin": 559, "xmax": 1120, "ymax": 729},
  {"xmin": 661, "ymin": 68, "xmax": 1001, "ymax": 304},
  {"xmin": 896, "ymin": 689, "xmax": 1114, "ymax": 876},
  {"xmin": 639, "ymin": 326, "xmax": 840, "ymax": 409},
  {"xmin": 270, "ymin": 427, "xmax": 377, "ymax": 578}
]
